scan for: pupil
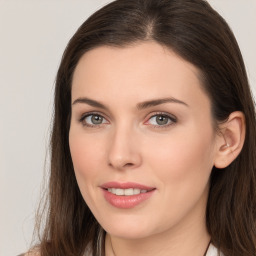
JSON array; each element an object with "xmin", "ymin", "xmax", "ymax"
[
  {"xmin": 156, "ymin": 115, "xmax": 168, "ymax": 125},
  {"xmin": 92, "ymin": 115, "xmax": 102, "ymax": 124}
]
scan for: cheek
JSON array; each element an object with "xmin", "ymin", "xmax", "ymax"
[
  {"xmin": 140, "ymin": 125, "xmax": 215, "ymax": 231},
  {"xmin": 69, "ymin": 130, "xmax": 108, "ymax": 213},
  {"xmin": 69, "ymin": 130, "xmax": 105, "ymax": 187},
  {"xmin": 145, "ymin": 124, "xmax": 215, "ymax": 187}
]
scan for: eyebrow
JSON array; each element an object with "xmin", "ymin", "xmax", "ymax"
[
  {"xmin": 72, "ymin": 97, "xmax": 107, "ymax": 109},
  {"xmin": 72, "ymin": 97, "xmax": 189, "ymax": 110},
  {"xmin": 136, "ymin": 97, "xmax": 189, "ymax": 109}
]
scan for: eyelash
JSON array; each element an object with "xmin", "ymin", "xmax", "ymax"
[
  {"xmin": 79, "ymin": 112, "xmax": 109, "ymax": 128},
  {"xmin": 145, "ymin": 112, "xmax": 177, "ymax": 128},
  {"xmin": 78, "ymin": 111, "xmax": 177, "ymax": 129}
]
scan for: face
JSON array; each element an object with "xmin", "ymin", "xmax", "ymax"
[{"xmin": 69, "ymin": 42, "xmax": 218, "ymax": 239}]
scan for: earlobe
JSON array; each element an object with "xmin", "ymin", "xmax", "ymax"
[{"xmin": 214, "ymin": 111, "xmax": 246, "ymax": 169}]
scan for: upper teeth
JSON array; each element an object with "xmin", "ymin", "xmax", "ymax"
[{"xmin": 107, "ymin": 188, "xmax": 148, "ymax": 196}]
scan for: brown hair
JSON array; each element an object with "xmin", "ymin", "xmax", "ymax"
[{"xmin": 33, "ymin": 0, "xmax": 256, "ymax": 255}]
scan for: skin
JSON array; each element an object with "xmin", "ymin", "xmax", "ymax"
[{"xmin": 69, "ymin": 42, "xmax": 242, "ymax": 256}]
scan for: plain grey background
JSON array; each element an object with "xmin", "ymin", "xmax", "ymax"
[{"xmin": 0, "ymin": 1, "xmax": 255, "ymax": 255}]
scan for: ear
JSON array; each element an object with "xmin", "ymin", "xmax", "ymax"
[{"xmin": 214, "ymin": 111, "xmax": 246, "ymax": 169}]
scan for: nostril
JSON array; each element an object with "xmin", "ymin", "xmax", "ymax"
[
  {"xmin": 124, "ymin": 163, "xmax": 134, "ymax": 167},
  {"xmin": 107, "ymin": 150, "xmax": 142, "ymax": 170}
]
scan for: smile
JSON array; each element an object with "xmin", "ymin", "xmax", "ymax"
[
  {"xmin": 107, "ymin": 188, "xmax": 149, "ymax": 196},
  {"xmin": 101, "ymin": 182, "xmax": 156, "ymax": 208}
]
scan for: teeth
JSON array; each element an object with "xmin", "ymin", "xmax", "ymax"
[
  {"xmin": 124, "ymin": 188, "xmax": 133, "ymax": 195},
  {"xmin": 133, "ymin": 188, "xmax": 140, "ymax": 195},
  {"xmin": 107, "ymin": 188, "xmax": 148, "ymax": 196},
  {"xmin": 116, "ymin": 188, "xmax": 124, "ymax": 196}
]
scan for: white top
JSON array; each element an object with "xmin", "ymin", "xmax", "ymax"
[
  {"xmin": 19, "ymin": 243, "xmax": 224, "ymax": 256},
  {"xmin": 206, "ymin": 244, "xmax": 224, "ymax": 256}
]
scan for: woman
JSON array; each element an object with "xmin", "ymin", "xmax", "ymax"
[{"xmin": 23, "ymin": 0, "xmax": 256, "ymax": 255}]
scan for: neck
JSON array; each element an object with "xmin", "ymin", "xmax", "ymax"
[{"xmin": 105, "ymin": 215, "xmax": 211, "ymax": 256}]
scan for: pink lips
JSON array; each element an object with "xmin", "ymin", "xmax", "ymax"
[{"xmin": 100, "ymin": 182, "xmax": 156, "ymax": 209}]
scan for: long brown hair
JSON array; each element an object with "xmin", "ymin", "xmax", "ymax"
[{"xmin": 34, "ymin": 0, "xmax": 256, "ymax": 255}]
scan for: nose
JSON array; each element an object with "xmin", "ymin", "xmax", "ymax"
[{"xmin": 107, "ymin": 125, "xmax": 142, "ymax": 171}]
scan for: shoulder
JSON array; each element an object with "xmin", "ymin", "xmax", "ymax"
[
  {"xmin": 18, "ymin": 249, "xmax": 40, "ymax": 256},
  {"xmin": 18, "ymin": 253, "xmax": 40, "ymax": 256}
]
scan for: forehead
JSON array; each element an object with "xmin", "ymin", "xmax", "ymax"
[{"xmin": 71, "ymin": 42, "xmax": 209, "ymax": 111}]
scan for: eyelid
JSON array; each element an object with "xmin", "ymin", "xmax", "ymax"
[
  {"xmin": 79, "ymin": 111, "xmax": 110, "ymax": 127},
  {"xmin": 78, "ymin": 111, "xmax": 177, "ymax": 129},
  {"xmin": 144, "ymin": 112, "xmax": 177, "ymax": 127}
]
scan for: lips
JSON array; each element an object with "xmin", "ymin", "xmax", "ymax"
[{"xmin": 100, "ymin": 182, "xmax": 156, "ymax": 209}]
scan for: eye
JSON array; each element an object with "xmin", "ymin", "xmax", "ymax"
[
  {"xmin": 80, "ymin": 113, "xmax": 109, "ymax": 127},
  {"xmin": 146, "ymin": 113, "xmax": 177, "ymax": 127}
]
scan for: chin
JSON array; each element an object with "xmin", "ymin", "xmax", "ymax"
[
  {"xmin": 100, "ymin": 215, "xmax": 158, "ymax": 240},
  {"xmin": 106, "ymin": 227, "xmax": 152, "ymax": 240}
]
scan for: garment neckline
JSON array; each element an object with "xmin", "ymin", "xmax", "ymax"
[{"xmin": 206, "ymin": 243, "xmax": 224, "ymax": 256}]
